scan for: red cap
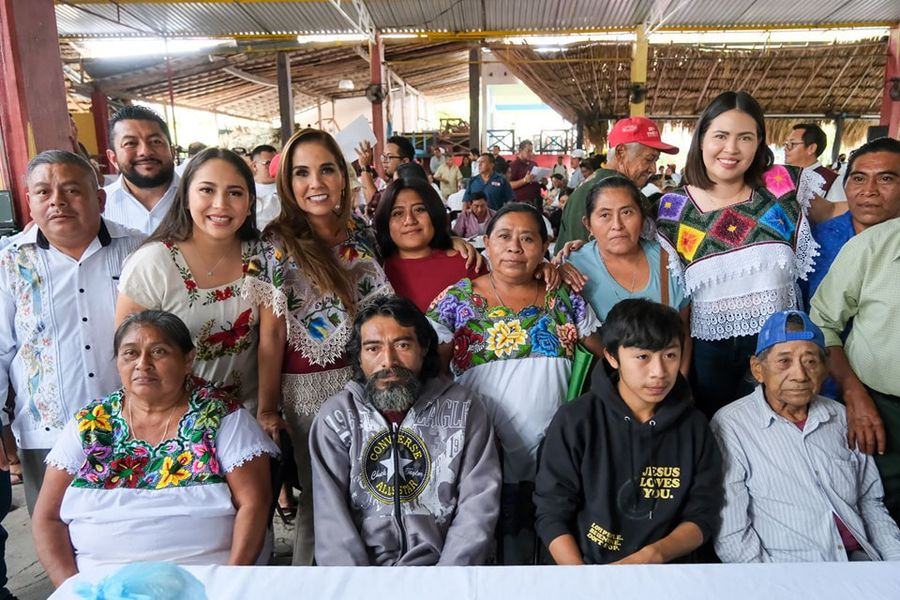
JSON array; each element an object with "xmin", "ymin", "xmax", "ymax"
[
  {"xmin": 269, "ymin": 153, "xmax": 281, "ymax": 179},
  {"xmin": 608, "ymin": 117, "xmax": 679, "ymax": 154}
]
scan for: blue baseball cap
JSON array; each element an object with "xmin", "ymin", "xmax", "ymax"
[{"xmin": 755, "ymin": 310, "xmax": 826, "ymax": 355}]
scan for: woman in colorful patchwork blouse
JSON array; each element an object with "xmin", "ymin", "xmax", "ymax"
[
  {"xmin": 245, "ymin": 129, "xmax": 393, "ymax": 565},
  {"xmin": 653, "ymin": 91, "xmax": 821, "ymax": 418},
  {"xmin": 115, "ymin": 148, "xmax": 265, "ymax": 413},
  {"xmin": 427, "ymin": 202, "xmax": 603, "ymax": 563},
  {"xmin": 32, "ymin": 311, "xmax": 278, "ymax": 587}
]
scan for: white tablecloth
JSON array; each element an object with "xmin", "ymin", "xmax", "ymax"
[{"xmin": 51, "ymin": 562, "xmax": 900, "ymax": 599}]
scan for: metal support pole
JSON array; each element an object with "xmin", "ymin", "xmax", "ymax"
[{"xmin": 276, "ymin": 52, "xmax": 294, "ymax": 144}]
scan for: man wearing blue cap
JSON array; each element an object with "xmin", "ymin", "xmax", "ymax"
[{"xmin": 711, "ymin": 310, "xmax": 900, "ymax": 562}]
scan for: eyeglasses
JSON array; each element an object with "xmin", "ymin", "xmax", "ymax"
[
  {"xmin": 380, "ymin": 153, "xmax": 403, "ymax": 161},
  {"xmin": 254, "ymin": 160, "xmax": 273, "ymax": 166},
  {"xmin": 782, "ymin": 141, "xmax": 803, "ymax": 149}
]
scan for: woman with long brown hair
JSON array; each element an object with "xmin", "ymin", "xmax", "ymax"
[
  {"xmin": 246, "ymin": 128, "xmax": 392, "ymax": 565},
  {"xmin": 115, "ymin": 147, "xmax": 263, "ymax": 412}
]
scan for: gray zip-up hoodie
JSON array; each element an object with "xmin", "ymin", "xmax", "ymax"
[{"xmin": 310, "ymin": 375, "xmax": 501, "ymax": 566}]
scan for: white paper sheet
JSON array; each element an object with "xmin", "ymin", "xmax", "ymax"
[{"xmin": 334, "ymin": 115, "xmax": 378, "ymax": 162}]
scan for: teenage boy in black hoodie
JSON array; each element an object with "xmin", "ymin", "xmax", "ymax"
[{"xmin": 534, "ymin": 299, "xmax": 722, "ymax": 564}]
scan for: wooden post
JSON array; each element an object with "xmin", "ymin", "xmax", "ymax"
[
  {"xmin": 276, "ymin": 52, "xmax": 294, "ymax": 145},
  {"xmin": 370, "ymin": 32, "xmax": 385, "ymax": 159},
  {"xmin": 90, "ymin": 87, "xmax": 111, "ymax": 174},
  {"xmin": 630, "ymin": 25, "xmax": 649, "ymax": 117},
  {"xmin": 469, "ymin": 47, "xmax": 481, "ymax": 152},
  {"xmin": 880, "ymin": 24, "xmax": 899, "ymax": 139},
  {"xmin": 0, "ymin": 0, "xmax": 70, "ymax": 225}
]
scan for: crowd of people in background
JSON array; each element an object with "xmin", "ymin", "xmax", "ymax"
[{"xmin": 0, "ymin": 87, "xmax": 899, "ymax": 594}]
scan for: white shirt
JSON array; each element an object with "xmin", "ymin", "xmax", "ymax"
[
  {"xmin": 806, "ymin": 161, "xmax": 846, "ymax": 202},
  {"xmin": 103, "ymin": 174, "xmax": 179, "ymax": 235},
  {"xmin": 254, "ymin": 182, "xmax": 280, "ymax": 232},
  {"xmin": 712, "ymin": 387, "xmax": 900, "ymax": 562},
  {"xmin": 0, "ymin": 220, "xmax": 144, "ymax": 448},
  {"xmin": 446, "ymin": 190, "xmax": 466, "ymax": 212}
]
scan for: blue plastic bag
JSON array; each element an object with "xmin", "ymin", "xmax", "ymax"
[{"xmin": 74, "ymin": 562, "xmax": 207, "ymax": 600}]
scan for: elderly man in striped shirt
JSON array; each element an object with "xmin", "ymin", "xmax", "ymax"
[{"xmin": 711, "ymin": 310, "xmax": 900, "ymax": 562}]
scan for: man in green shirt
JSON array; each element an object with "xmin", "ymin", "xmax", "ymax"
[
  {"xmin": 810, "ymin": 217, "xmax": 900, "ymax": 522},
  {"xmin": 554, "ymin": 117, "xmax": 678, "ymax": 253}
]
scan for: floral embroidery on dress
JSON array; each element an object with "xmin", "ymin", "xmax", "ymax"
[
  {"xmin": 242, "ymin": 216, "xmax": 392, "ymax": 367},
  {"xmin": 163, "ymin": 241, "xmax": 257, "ymax": 308},
  {"xmin": 426, "ymin": 279, "xmax": 586, "ymax": 377},
  {"xmin": 70, "ymin": 378, "xmax": 240, "ymax": 490}
]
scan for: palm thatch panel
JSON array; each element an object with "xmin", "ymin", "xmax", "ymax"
[{"xmin": 490, "ymin": 39, "xmax": 887, "ymax": 147}]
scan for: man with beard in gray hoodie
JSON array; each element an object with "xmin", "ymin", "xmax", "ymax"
[{"xmin": 309, "ymin": 295, "xmax": 501, "ymax": 566}]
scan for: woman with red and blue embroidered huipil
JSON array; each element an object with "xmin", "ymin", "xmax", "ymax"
[
  {"xmin": 115, "ymin": 148, "xmax": 266, "ymax": 413},
  {"xmin": 655, "ymin": 92, "xmax": 822, "ymax": 418},
  {"xmin": 32, "ymin": 311, "xmax": 278, "ymax": 588}
]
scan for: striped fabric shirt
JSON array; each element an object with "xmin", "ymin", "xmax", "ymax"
[
  {"xmin": 102, "ymin": 174, "xmax": 179, "ymax": 235},
  {"xmin": 711, "ymin": 387, "xmax": 900, "ymax": 562}
]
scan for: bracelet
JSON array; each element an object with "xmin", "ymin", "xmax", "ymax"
[{"xmin": 362, "ymin": 166, "xmax": 377, "ymax": 175}]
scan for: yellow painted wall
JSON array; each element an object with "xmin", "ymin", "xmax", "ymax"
[{"xmin": 71, "ymin": 112, "xmax": 98, "ymax": 155}]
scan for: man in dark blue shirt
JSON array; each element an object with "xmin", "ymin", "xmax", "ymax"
[{"xmin": 464, "ymin": 153, "xmax": 514, "ymax": 210}]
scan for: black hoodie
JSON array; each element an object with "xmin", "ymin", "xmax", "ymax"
[{"xmin": 534, "ymin": 362, "xmax": 722, "ymax": 564}]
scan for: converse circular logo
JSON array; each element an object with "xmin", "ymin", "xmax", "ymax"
[{"xmin": 362, "ymin": 429, "xmax": 432, "ymax": 504}]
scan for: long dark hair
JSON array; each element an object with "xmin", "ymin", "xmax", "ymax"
[
  {"xmin": 347, "ymin": 295, "xmax": 440, "ymax": 383},
  {"xmin": 682, "ymin": 91, "xmax": 773, "ymax": 190},
  {"xmin": 144, "ymin": 147, "xmax": 257, "ymax": 246},
  {"xmin": 266, "ymin": 128, "xmax": 356, "ymax": 311},
  {"xmin": 373, "ymin": 177, "xmax": 452, "ymax": 259}
]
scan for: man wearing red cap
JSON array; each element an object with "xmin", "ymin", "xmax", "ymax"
[{"xmin": 555, "ymin": 117, "xmax": 679, "ymax": 252}]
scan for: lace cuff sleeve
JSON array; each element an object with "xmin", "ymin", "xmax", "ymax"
[
  {"xmin": 216, "ymin": 408, "xmax": 280, "ymax": 472},
  {"xmin": 44, "ymin": 419, "xmax": 86, "ymax": 475}
]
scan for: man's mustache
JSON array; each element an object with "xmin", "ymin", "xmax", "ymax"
[{"xmin": 371, "ymin": 366, "xmax": 417, "ymax": 382}]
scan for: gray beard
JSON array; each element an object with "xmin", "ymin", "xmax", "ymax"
[{"xmin": 363, "ymin": 367, "xmax": 421, "ymax": 413}]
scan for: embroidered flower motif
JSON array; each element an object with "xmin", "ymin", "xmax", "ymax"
[
  {"xmin": 762, "ymin": 165, "xmax": 796, "ymax": 198},
  {"xmin": 657, "ymin": 193, "xmax": 688, "ymax": 221},
  {"xmin": 529, "ymin": 316, "xmax": 561, "ymax": 357},
  {"xmin": 78, "ymin": 405, "xmax": 112, "ymax": 433},
  {"xmin": 156, "ymin": 453, "xmax": 193, "ymax": 489},
  {"xmin": 194, "ymin": 401, "xmax": 223, "ymax": 431},
  {"xmin": 520, "ymin": 306, "xmax": 539, "ymax": 318},
  {"xmin": 488, "ymin": 306, "xmax": 511, "ymax": 318},
  {"xmin": 185, "ymin": 279, "xmax": 198, "ymax": 292},
  {"xmin": 435, "ymin": 294, "xmax": 476, "ymax": 328},
  {"xmin": 453, "ymin": 329, "xmax": 483, "ymax": 371},
  {"xmin": 567, "ymin": 292, "xmax": 586, "ymax": 323},
  {"xmin": 676, "ymin": 223, "xmax": 706, "ymax": 261},
  {"xmin": 556, "ymin": 322, "xmax": 578, "ymax": 355},
  {"xmin": 307, "ymin": 316, "xmax": 330, "ymax": 341},
  {"xmin": 486, "ymin": 319, "xmax": 527, "ymax": 357},
  {"xmin": 106, "ymin": 455, "xmax": 148, "ymax": 489}
]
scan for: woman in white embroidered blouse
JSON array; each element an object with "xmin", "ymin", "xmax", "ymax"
[
  {"xmin": 114, "ymin": 148, "xmax": 264, "ymax": 413},
  {"xmin": 32, "ymin": 311, "xmax": 277, "ymax": 587},
  {"xmin": 653, "ymin": 92, "xmax": 821, "ymax": 417}
]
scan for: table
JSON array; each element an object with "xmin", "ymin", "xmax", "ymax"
[{"xmin": 51, "ymin": 562, "xmax": 900, "ymax": 599}]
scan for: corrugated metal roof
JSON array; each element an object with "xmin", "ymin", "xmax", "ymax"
[{"xmin": 57, "ymin": 1, "xmax": 899, "ymax": 39}]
